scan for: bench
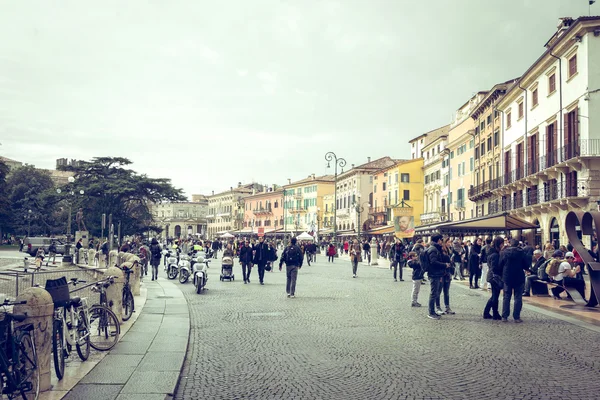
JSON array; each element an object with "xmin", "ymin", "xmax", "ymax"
[{"xmin": 531, "ymin": 279, "xmax": 587, "ymax": 306}]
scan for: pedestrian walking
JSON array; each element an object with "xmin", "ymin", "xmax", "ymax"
[
  {"xmin": 327, "ymin": 243, "xmax": 336, "ymax": 262},
  {"xmin": 425, "ymin": 234, "xmax": 449, "ymax": 320},
  {"xmin": 480, "ymin": 237, "xmax": 492, "ymax": 290},
  {"xmin": 362, "ymin": 240, "xmax": 371, "ymax": 265},
  {"xmin": 48, "ymin": 241, "xmax": 57, "ymax": 266},
  {"xmin": 279, "ymin": 237, "xmax": 303, "ymax": 298},
  {"xmin": 239, "ymin": 240, "xmax": 253, "ymax": 283},
  {"xmin": 253, "ymin": 236, "xmax": 269, "ymax": 285},
  {"xmin": 149, "ymin": 238, "xmax": 162, "ymax": 281},
  {"xmin": 469, "ymin": 238, "xmax": 482, "ymax": 289},
  {"xmin": 451, "ymin": 239, "xmax": 465, "ymax": 280},
  {"xmin": 435, "ymin": 238, "xmax": 455, "ymax": 315},
  {"xmin": 389, "ymin": 238, "xmax": 405, "ymax": 281},
  {"xmin": 499, "ymin": 238, "xmax": 529, "ymax": 323},
  {"xmin": 350, "ymin": 239, "xmax": 361, "ymax": 278},
  {"xmin": 483, "ymin": 237, "xmax": 504, "ymax": 320}
]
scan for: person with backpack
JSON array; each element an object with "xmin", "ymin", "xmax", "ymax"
[
  {"xmin": 279, "ymin": 237, "xmax": 303, "ymax": 298},
  {"xmin": 550, "ymin": 251, "xmax": 585, "ymax": 300},
  {"xmin": 422, "ymin": 234, "xmax": 450, "ymax": 320},
  {"xmin": 149, "ymin": 238, "xmax": 162, "ymax": 281},
  {"xmin": 499, "ymin": 238, "xmax": 530, "ymax": 322}
]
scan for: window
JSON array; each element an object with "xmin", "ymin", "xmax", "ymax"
[
  {"xmin": 450, "ymin": 151, "xmax": 454, "ymax": 159},
  {"xmin": 458, "ymin": 163, "xmax": 462, "ymax": 176},
  {"xmin": 462, "ymin": 161, "xmax": 465, "ymax": 175},
  {"xmin": 403, "ymin": 190, "xmax": 410, "ymax": 200},
  {"xmin": 494, "ymin": 110, "xmax": 499, "ymax": 119},
  {"xmin": 487, "ymin": 137, "xmax": 492, "ymax": 152},
  {"xmin": 374, "ymin": 184, "xmax": 377, "ymax": 193},
  {"xmin": 532, "ymin": 88, "xmax": 538, "ymax": 107},
  {"xmin": 548, "ymin": 73, "xmax": 556, "ymax": 94},
  {"xmin": 494, "ymin": 130, "xmax": 499, "ymax": 147},
  {"xmin": 469, "ymin": 139, "xmax": 474, "ymax": 149},
  {"xmin": 480, "ymin": 121, "xmax": 485, "ymax": 131},
  {"xmin": 470, "ymin": 157, "xmax": 474, "ymax": 172},
  {"xmin": 487, "ymin": 114, "xmax": 492, "ymax": 125},
  {"xmin": 568, "ymin": 54, "xmax": 577, "ymax": 78},
  {"xmin": 394, "ymin": 190, "xmax": 398, "ymax": 204},
  {"xmin": 518, "ymin": 102, "xmax": 523, "ymax": 119},
  {"xmin": 475, "ymin": 147, "xmax": 479, "ymax": 159},
  {"xmin": 382, "ymin": 182, "xmax": 387, "ymax": 191},
  {"xmin": 395, "ymin": 173, "xmax": 398, "ymax": 183},
  {"xmin": 507, "ymin": 112, "xmax": 512, "ymax": 128},
  {"xmin": 400, "ymin": 173, "xmax": 410, "ymax": 183}
]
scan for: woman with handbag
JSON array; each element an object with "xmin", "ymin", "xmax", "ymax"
[
  {"xmin": 435, "ymin": 237, "xmax": 455, "ymax": 315},
  {"xmin": 350, "ymin": 239, "xmax": 362, "ymax": 278},
  {"xmin": 483, "ymin": 237, "xmax": 504, "ymax": 320}
]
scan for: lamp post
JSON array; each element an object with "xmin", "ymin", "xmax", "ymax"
[
  {"xmin": 316, "ymin": 207, "xmax": 322, "ymax": 251},
  {"xmin": 56, "ymin": 176, "xmax": 84, "ymax": 263},
  {"xmin": 353, "ymin": 195, "xmax": 371, "ymax": 240},
  {"xmin": 325, "ymin": 152, "xmax": 346, "ymax": 250},
  {"xmin": 26, "ymin": 209, "xmax": 32, "ymax": 237}
]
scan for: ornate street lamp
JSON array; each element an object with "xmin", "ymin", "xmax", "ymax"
[
  {"xmin": 56, "ymin": 176, "xmax": 84, "ymax": 263},
  {"xmin": 352, "ymin": 194, "xmax": 371, "ymax": 240},
  {"xmin": 325, "ymin": 152, "xmax": 346, "ymax": 248}
]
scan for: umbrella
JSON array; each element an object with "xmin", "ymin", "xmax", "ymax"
[
  {"xmin": 220, "ymin": 232, "xmax": 235, "ymax": 239},
  {"xmin": 296, "ymin": 232, "xmax": 314, "ymax": 241}
]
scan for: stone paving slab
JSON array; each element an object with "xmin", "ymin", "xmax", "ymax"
[{"xmin": 64, "ymin": 277, "xmax": 190, "ymax": 399}]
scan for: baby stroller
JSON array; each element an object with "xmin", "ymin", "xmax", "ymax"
[{"xmin": 220, "ymin": 256, "xmax": 234, "ymax": 281}]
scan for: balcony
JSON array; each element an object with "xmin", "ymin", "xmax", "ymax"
[
  {"xmin": 369, "ymin": 206, "xmax": 388, "ymax": 216},
  {"xmin": 288, "ymin": 207, "xmax": 307, "ymax": 214},
  {"xmin": 336, "ymin": 208, "xmax": 351, "ymax": 217},
  {"xmin": 498, "ymin": 179, "xmax": 591, "ymax": 213},
  {"xmin": 253, "ymin": 207, "xmax": 272, "ymax": 216}
]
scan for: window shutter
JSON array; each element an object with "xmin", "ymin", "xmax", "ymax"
[{"xmin": 574, "ymin": 106, "xmax": 579, "ymax": 147}]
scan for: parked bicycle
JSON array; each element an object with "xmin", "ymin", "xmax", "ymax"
[
  {"xmin": 88, "ymin": 276, "xmax": 120, "ymax": 351},
  {"xmin": 0, "ymin": 295, "xmax": 39, "ymax": 400},
  {"xmin": 45, "ymin": 277, "xmax": 91, "ymax": 380},
  {"xmin": 120, "ymin": 266, "xmax": 135, "ymax": 322}
]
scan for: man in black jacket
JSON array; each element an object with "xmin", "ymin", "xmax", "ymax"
[
  {"xmin": 523, "ymin": 249, "xmax": 545, "ymax": 296},
  {"xmin": 253, "ymin": 236, "xmax": 269, "ymax": 285},
  {"xmin": 279, "ymin": 237, "xmax": 303, "ymax": 298},
  {"xmin": 499, "ymin": 238, "xmax": 529, "ymax": 322},
  {"xmin": 239, "ymin": 240, "xmax": 254, "ymax": 284},
  {"xmin": 427, "ymin": 234, "xmax": 450, "ymax": 320}
]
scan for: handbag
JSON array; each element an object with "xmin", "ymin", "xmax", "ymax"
[
  {"xmin": 265, "ymin": 263, "xmax": 272, "ymax": 271},
  {"xmin": 490, "ymin": 274, "xmax": 504, "ymax": 289}
]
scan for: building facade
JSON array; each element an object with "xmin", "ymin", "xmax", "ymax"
[
  {"xmin": 283, "ymin": 174, "xmax": 334, "ymax": 235},
  {"xmin": 334, "ymin": 156, "xmax": 397, "ymax": 235},
  {"xmin": 420, "ymin": 125, "xmax": 450, "ymax": 225},
  {"xmin": 206, "ymin": 183, "xmax": 263, "ymax": 237},
  {"xmin": 490, "ymin": 17, "xmax": 600, "ymax": 246},
  {"xmin": 152, "ymin": 201, "xmax": 208, "ymax": 239},
  {"xmin": 241, "ymin": 187, "xmax": 284, "ymax": 235},
  {"xmin": 447, "ymin": 93, "xmax": 486, "ymax": 222}
]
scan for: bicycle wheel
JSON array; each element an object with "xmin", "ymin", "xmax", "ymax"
[
  {"xmin": 122, "ymin": 289, "xmax": 134, "ymax": 321},
  {"xmin": 16, "ymin": 330, "xmax": 39, "ymax": 400},
  {"xmin": 76, "ymin": 310, "xmax": 90, "ymax": 361},
  {"xmin": 88, "ymin": 305, "xmax": 120, "ymax": 351},
  {"xmin": 52, "ymin": 319, "xmax": 65, "ymax": 380}
]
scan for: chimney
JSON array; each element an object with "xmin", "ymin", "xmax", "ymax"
[
  {"xmin": 288, "ymin": 178, "xmax": 291, "ymax": 184},
  {"xmin": 367, "ymin": 157, "xmax": 371, "ymax": 163},
  {"xmin": 212, "ymin": 190, "xmax": 214, "ymax": 195},
  {"xmin": 312, "ymin": 173, "xmax": 316, "ymax": 180},
  {"xmin": 351, "ymin": 164, "xmax": 355, "ymax": 168},
  {"xmin": 238, "ymin": 182, "xmax": 242, "ymax": 188}
]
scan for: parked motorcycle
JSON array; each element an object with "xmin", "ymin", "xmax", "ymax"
[
  {"xmin": 194, "ymin": 256, "xmax": 211, "ymax": 294},
  {"xmin": 178, "ymin": 254, "xmax": 192, "ymax": 283},
  {"xmin": 166, "ymin": 251, "xmax": 180, "ymax": 280}
]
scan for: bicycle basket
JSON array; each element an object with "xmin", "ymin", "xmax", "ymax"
[{"xmin": 45, "ymin": 277, "xmax": 70, "ymax": 307}]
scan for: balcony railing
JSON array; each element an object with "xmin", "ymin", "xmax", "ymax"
[
  {"xmin": 469, "ymin": 139, "xmax": 600, "ymax": 200},
  {"xmin": 420, "ymin": 210, "xmax": 449, "ymax": 224},
  {"xmin": 288, "ymin": 207, "xmax": 307, "ymax": 214},
  {"xmin": 499, "ymin": 179, "xmax": 590, "ymax": 212},
  {"xmin": 369, "ymin": 206, "xmax": 388, "ymax": 215},
  {"xmin": 253, "ymin": 207, "xmax": 272, "ymax": 215}
]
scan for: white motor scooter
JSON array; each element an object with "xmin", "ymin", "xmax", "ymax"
[
  {"xmin": 166, "ymin": 250, "xmax": 180, "ymax": 280},
  {"xmin": 193, "ymin": 256, "xmax": 210, "ymax": 294},
  {"xmin": 178, "ymin": 254, "xmax": 192, "ymax": 284}
]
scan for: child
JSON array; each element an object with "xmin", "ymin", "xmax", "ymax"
[{"xmin": 408, "ymin": 251, "xmax": 424, "ymax": 307}]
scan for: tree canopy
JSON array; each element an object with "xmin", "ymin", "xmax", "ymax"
[{"xmin": 58, "ymin": 157, "xmax": 185, "ymax": 237}]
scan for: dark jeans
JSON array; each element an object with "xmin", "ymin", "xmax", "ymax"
[
  {"xmin": 328, "ymin": 256, "xmax": 334, "ymax": 262},
  {"xmin": 364, "ymin": 251, "xmax": 371, "ymax": 264},
  {"xmin": 552, "ymin": 277, "xmax": 586, "ymax": 299},
  {"xmin": 241, "ymin": 262, "xmax": 252, "ymax": 281},
  {"xmin": 524, "ymin": 275, "xmax": 539, "ymax": 294},
  {"xmin": 484, "ymin": 284, "xmax": 501, "ymax": 316},
  {"xmin": 469, "ymin": 268, "xmax": 481, "ymax": 287},
  {"xmin": 352, "ymin": 259, "xmax": 359, "ymax": 275},
  {"xmin": 286, "ymin": 265, "xmax": 299, "ymax": 295},
  {"xmin": 256, "ymin": 262, "xmax": 267, "ymax": 283},
  {"xmin": 502, "ymin": 282, "xmax": 525, "ymax": 320},
  {"xmin": 428, "ymin": 276, "xmax": 443, "ymax": 315},
  {"xmin": 436, "ymin": 275, "xmax": 451, "ymax": 309},
  {"xmin": 392, "ymin": 260, "xmax": 403, "ymax": 280}
]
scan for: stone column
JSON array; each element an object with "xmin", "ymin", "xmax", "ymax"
[
  {"xmin": 105, "ymin": 266, "xmax": 124, "ymax": 324},
  {"xmin": 78, "ymin": 248, "xmax": 86, "ymax": 265},
  {"xmin": 370, "ymin": 237, "xmax": 379, "ymax": 266},
  {"xmin": 88, "ymin": 249, "xmax": 97, "ymax": 267},
  {"xmin": 108, "ymin": 250, "xmax": 118, "ymax": 268},
  {"xmin": 14, "ymin": 287, "xmax": 54, "ymax": 393}
]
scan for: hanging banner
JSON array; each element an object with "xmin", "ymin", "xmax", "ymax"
[
  {"xmin": 393, "ymin": 206, "xmax": 415, "ymax": 239},
  {"xmin": 257, "ymin": 227, "xmax": 265, "ymax": 237}
]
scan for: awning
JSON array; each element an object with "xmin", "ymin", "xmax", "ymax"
[
  {"xmin": 365, "ymin": 225, "xmax": 395, "ymax": 235},
  {"xmin": 336, "ymin": 229, "xmax": 356, "ymax": 236},
  {"xmin": 415, "ymin": 212, "xmax": 538, "ymax": 236}
]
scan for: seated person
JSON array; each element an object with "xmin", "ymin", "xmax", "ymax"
[
  {"xmin": 551, "ymin": 252, "xmax": 586, "ymax": 300},
  {"xmin": 523, "ymin": 249, "xmax": 546, "ymax": 296}
]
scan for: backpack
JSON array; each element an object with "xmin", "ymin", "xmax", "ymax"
[
  {"xmin": 537, "ymin": 259, "xmax": 551, "ymax": 280},
  {"xmin": 286, "ymin": 245, "xmax": 302, "ymax": 265},
  {"xmin": 545, "ymin": 258, "xmax": 563, "ymax": 278},
  {"xmin": 419, "ymin": 247, "xmax": 431, "ymax": 273}
]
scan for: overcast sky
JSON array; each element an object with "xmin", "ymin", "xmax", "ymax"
[{"xmin": 0, "ymin": 0, "xmax": 596, "ymax": 197}]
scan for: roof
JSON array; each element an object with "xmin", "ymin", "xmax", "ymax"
[
  {"xmin": 365, "ymin": 225, "xmax": 395, "ymax": 235},
  {"xmin": 338, "ymin": 156, "xmax": 399, "ymax": 180},
  {"xmin": 470, "ymin": 79, "xmax": 520, "ymax": 119},
  {"xmin": 0, "ymin": 155, "xmax": 21, "ymax": 163},
  {"xmin": 415, "ymin": 212, "xmax": 538, "ymax": 235},
  {"xmin": 244, "ymin": 187, "xmax": 284, "ymax": 199},
  {"xmin": 284, "ymin": 174, "xmax": 335, "ymax": 188},
  {"xmin": 371, "ymin": 158, "xmax": 421, "ymax": 175}
]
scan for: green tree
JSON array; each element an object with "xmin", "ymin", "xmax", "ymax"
[
  {"xmin": 58, "ymin": 157, "xmax": 185, "ymax": 238},
  {"xmin": 0, "ymin": 160, "xmax": 12, "ymax": 239},
  {"xmin": 5, "ymin": 165, "xmax": 58, "ymax": 236}
]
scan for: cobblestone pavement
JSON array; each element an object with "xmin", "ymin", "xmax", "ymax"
[{"xmin": 174, "ymin": 257, "xmax": 600, "ymax": 400}]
